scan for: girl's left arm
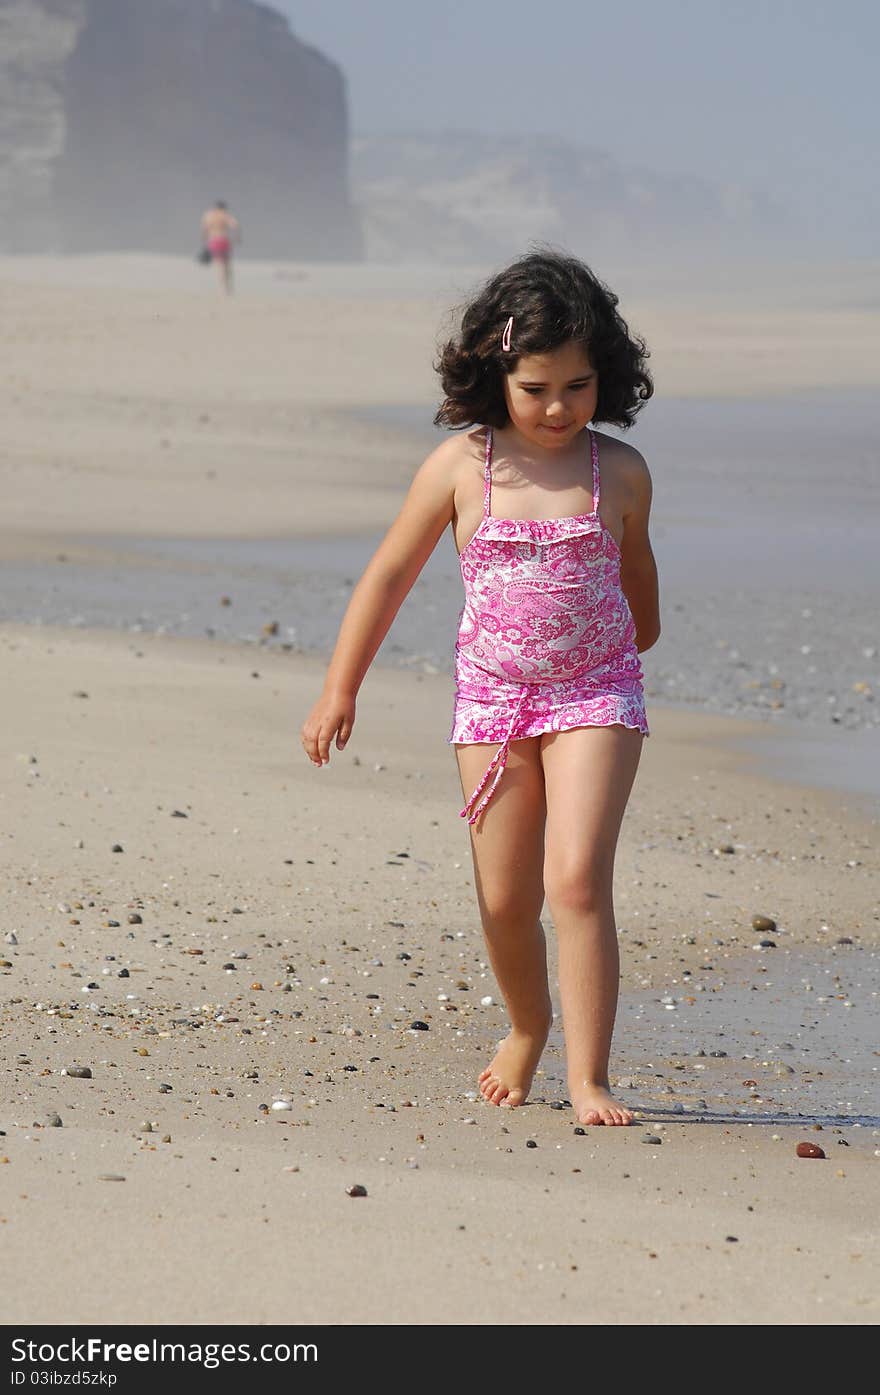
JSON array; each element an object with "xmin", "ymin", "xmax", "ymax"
[{"xmin": 619, "ymin": 451, "xmax": 661, "ymax": 653}]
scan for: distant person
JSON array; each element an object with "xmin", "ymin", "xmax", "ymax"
[
  {"xmin": 200, "ymin": 200, "xmax": 240, "ymax": 294},
  {"xmin": 301, "ymin": 251, "xmax": 660, "ymax": 1127}
]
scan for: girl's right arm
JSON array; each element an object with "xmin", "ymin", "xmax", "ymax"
[{"xmin": 300, "ymin": 439, "xmax": 461, "ymax": 766}]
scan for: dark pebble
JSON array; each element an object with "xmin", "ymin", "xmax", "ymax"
[
  {"xmin": 758, "ymin": 939, "xmax": 777, "ymax": 949},
  {"xmin": 709, "ymin": 1050, "xmax": 728, "ymax": 1058},
  {"xmin": 171, "ymin": 810, "xmax": 188, "ymax": 818},
  {"xmin": 397, "ymin": 952, "xmax": 412, "ymax": 961},
  {"xmin": 550, "ymin": 1102, "xmax": 565, "ymax": 1111},
  {"xmin": 98, "ymin": 1174, "xmax": 126, "ymax": 1182},
  {"xmin": 573, "ymin": 1127, "xmax": 586, "ymax": 1136},
  {"xmin": 836, "ymin": 937, "xmax": 853, "ymax": 945},
  {"xmin": 128, "ymin": 914, "xmax": 143, "ymax": 925},
  {"xmin": 725, "ymin": 1235, "xmax": 739, "ymax": 1243},
  {"xmin": 111, "ymin": 844, "xmax": 124, "ymax": 854},
  {"xmin": 346, "ymin": 1184, "xmax": 368, "ymax": 1197},
  {"xmin": 642, "ymin": 1134, "xmax": 662, "ymax": 1145},
  {"xmin": 526, "ymin": 1140, "xmax": 538, "ymax": 1149},
  {"xmin": 796, "ymin": 1142, "xmax": 826, "ymax": 1159},
  {"xmin": 117, "ymin": 968, "xmax": 129, "ymax": 978},
  {"xmin": 409, "ymin": 1021, "xmax": 429, "ymax": 1031},
  {"xmin": 751, "ymin": 914, "xmax": 777, "ymax": 932}
]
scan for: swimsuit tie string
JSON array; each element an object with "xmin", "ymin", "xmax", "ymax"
[{"xmin": 459, "ymin": 688, "xmax": 529, "ymax": 825}]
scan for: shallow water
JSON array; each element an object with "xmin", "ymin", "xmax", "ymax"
[
  {"xmin": 3, "ymin": 393, "xmax": 877, "ymax": 801},
  {"xmin": 541, "ymin": 945, "xmax": 880, "ymax": 1127}
]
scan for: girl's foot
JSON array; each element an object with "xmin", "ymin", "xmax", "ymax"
[
  {"xmin": 479, "ymin": 1026, "xmax": 549, "ymax": 1108},
  {"xmin": 569, "ymin": 1081, "xmax": 633, "ymax": 1126}
]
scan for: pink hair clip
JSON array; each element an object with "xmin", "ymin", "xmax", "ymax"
[{"xmin": 501, "ymin": 316, "xmax": 513, "ymax": 352}]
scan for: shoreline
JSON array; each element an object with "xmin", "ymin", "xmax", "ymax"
[{"xmin": 2, "ymin": 255, "xmax": 878, "ymax": 1323}]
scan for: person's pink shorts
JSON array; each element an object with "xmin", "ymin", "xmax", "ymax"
[{"xmin": 208, "ymin": 235, "xmax": 231, "ymax": 260}]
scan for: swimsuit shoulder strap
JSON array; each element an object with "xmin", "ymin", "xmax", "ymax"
[
  {"xmin": 589, "ymin": 428, "xmax": 600, "ymax": 514},
  {"xmin": 483, "ymin": 428, "xmax": 493, "ymax": 517}
]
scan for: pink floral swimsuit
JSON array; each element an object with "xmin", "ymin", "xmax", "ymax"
[{"xmin": 450, "ymin": 427, "xmax": 649, "ymax": 823}]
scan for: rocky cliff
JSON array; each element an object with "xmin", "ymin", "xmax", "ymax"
[
  {"xmin": 0, "ymin": 0, "xmax": 362, "ymax": 258},
  {"xmin": 352, "ymin": 132, "xmax": 790, "ymax": 265}
]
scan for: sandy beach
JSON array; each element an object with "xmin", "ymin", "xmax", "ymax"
[{"xmin": 1, "ymin": 255, "xmax": 878, "ymax": 1325}]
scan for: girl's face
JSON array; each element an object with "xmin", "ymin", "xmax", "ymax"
[{"xmin": 503, "ymin": 340, "xmax": 598, "ymax": 450}]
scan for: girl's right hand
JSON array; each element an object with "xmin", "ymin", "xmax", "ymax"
[{"xmin": 300, "ymin": 692, "xmax": 356, "ymax": 766}]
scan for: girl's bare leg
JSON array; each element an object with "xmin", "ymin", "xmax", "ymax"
[
  {"xmin": 455, "ymin": 738, "xmax": 550, "ymax": 1107},
  {"xmin": 540, "ymin": 726, "xmax": 643, "ymax": 1125}
]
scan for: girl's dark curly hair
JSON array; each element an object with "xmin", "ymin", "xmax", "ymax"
[{"xmin": 434, "ymin": 249, "xmax": 652, "ymax": 430}]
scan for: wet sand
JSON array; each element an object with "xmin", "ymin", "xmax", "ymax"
[
  {"xmin": 1, "ymin": 255, "xmax": 878, "ymax": 1324},
  {"xmin": 0, "ymin": 625, "xmax": 877, "ymax": 1325}
]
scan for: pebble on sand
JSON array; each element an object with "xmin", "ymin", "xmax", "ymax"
[
  {"xmin": 98, "ymin": 1175, "xmax": 126, "ymax": 1182},
  {"xmin": 642, "ymin": 1134, "xmax": 663, "ymax": 1145},
  {"xmin": 409, "ymin": 1021, "xmax": 429, "ymax": 1031},
  {"xmin": 751, "ymin": 914, "xmax": 777, "ymax": 933},
  {"xmin": 62, "ymin": 1065, "xmax": 92, "ymax": 1078},
  {"xmin": 346, "ymin": 1184, "xmax": 368, "ymax": 1197},
  {"xmin": 796, "ymin": 1142, "xmax": 826, "ymax": 1159}
]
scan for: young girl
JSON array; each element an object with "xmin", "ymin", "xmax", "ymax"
[{"xmin": 301, "ymin": 250, "xmax": 660, "ymax": 1127}]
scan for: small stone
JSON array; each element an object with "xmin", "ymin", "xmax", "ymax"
[
  {"xmin": 158, "ymin": 1083, "xmax": 172, "ymax": 1093},
  {"xmin": 573, "ymin": 1127, "xmax": 586, "ymax": 1136},
  {"xmin": 346, "ymin": 1184, "xmax": 367, "ymax": 1197},
  {"xmin": 725, "ymin": 1235, "xmax": 739, "ymax": 1243},
  {"xmin": 5, "ymin": 933, "xmax": 18, "ymax": 945},
  {"xmin": 111, "ymin": 844, "xmax": 124, "ymax": 854},
  {"xmin": 63, "ymin": 1065, "xmax": 92, "ymax": 1078},
  {"xmin": 796, "ymin": 1142, "xmax": 826, "ymax": 1159},
  {"xmin": 128, "ymin": 914, "xmax": 143, "ymax": 924},
  {"xmin": 526, "ymin": 1140, "xmax": 538, "ymax": 1149},
  {"xmin": 140, "ymin": 1122, "xmax": 153, "ymax": 1133},
  {"xmin": 104, "ymin": 920, "xmax": 120, "ymax": 928},
  {"xmin": 480, "ymin": 995, "xmax": 494, "ymax": 1006},
  {"xmin": 46, "ymin": 1113, "xmax": 62, "ymax": 1127},
  {"xmin": 836, "ymin": 937, "xmax": 853, "ymax": 946},
  {"xmin": 755, "ymin": 939, "xmax": 777, "ymax": 949},
  {"xmin": 250, "ymin": 982, "xmax": 264, "ymax": 991},
  {"xmin": 717, "ymin": 843, "xmax": 736, "ymax": 855},
  {"xmin": 271, "ymin": 1100, "xmax": 294, "ymax": 1112},
  {"xmin": 98, "ymin": 1174, "xmax": 126, "ymax": 1182},
  {"xmin": 171, "ymin": 809, "xmax": 188, "ymax": 818},
  {"xmin": 409, "ymin": 1021, "xmax": 429, "ymax": 1031},
  {"xmin": 751, "ymin": 914, "xmax": 777, "ymax": 933},
  {"xmin": 262, "ymin": 621, "xmax": 279, "ymax": 636},
  {"xmin": 709, "ymin": 1050, "xmax": 728, "ymax": 1058},
  {"xmin": 642, "ymin": 1134, "xmax": 662, "ymax": 1145},
  {"xmin": 117, "ymin": 967, "xmax": 129, "ymax": 978},
  {"xmin": 162, "ymin": 1135, "xmax": 172, "ymax": 1144}
]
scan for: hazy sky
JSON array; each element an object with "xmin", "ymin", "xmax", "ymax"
[{"xmin": 275, "ymin": 0, "xmax": 877, "ymax": 253}]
